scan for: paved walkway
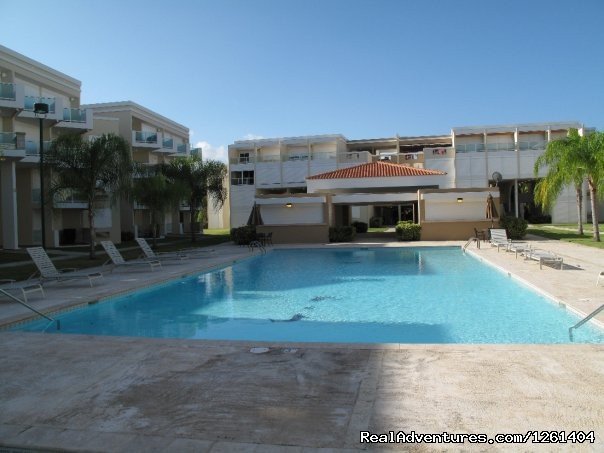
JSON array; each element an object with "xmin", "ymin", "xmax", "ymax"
[{"xmin": 0, "ymin": 238, "xmax": 603, "ymax": 451}]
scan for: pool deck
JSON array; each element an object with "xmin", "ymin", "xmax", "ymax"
[{"xmin": 1, "ymin": 238, "xmax": 603, "ymax": 451}]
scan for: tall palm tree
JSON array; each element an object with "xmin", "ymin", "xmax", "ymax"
[
  {"xmin": 162, "ymin": 156, "xmax": 227, "ymax": 242},
  {"xmin": 46, "ymin": 133, "xmax": 133, "ymax": 258},
  {"xmin": 534, "ymin": 129, "xmax": 604, "ymax": 241},
  {"xmin": 131, "ymin": 165, "xmax": 184, "ymax": 249}
]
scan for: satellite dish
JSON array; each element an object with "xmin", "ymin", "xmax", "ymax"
[{"xmin": 491, "ymin": 172, "xmax": 503, "ymax": 186}]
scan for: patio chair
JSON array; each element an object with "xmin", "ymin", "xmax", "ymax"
[
  {"xmin": 525, "ymin": 248, "xmax": 563, "ymax": 270},
  {"xmin": 506, "ymin": 242, "xmax": 531, "ymax": 259},
  {"xmin": 101, "ymin": 241, "xmax": 162, "ymax": 272},
  {"xmin": 0, "ymin": 278, "xmax": 45, "ymax": 302},
  {"xmin": 135, "ymin": 238, "xmax": 215, "ymax": 261},
  {"xmin": 26, "ymin": 247, "xmax": 104, "ymax": 287}
]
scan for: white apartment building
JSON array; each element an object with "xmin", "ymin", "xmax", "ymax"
[
  {"xmin": 0, "ymin": 46, "xmax": 192, "ymax": 249},
  {"xmin": 82, "ymin": 102, "xmax": 191, "ymax": 239},
  {"xmin": 228, "ymin": 122, "xmax": 598, "ymax": 241},
  {"xmin": 0, "ymin": 45, "xmax": 94, "ymax": 249}
]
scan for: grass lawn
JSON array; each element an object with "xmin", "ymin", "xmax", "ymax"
[
  {"xmin": 367, "ymin": 227, "xmax": 390, "ymax": 233},
  {"xmin": 527, "ymin": 223, "xmax": 604, "ymax": 250},
  {"xmin": 0, "ymin": 230, "xmax": 232, "ymax": 282}
]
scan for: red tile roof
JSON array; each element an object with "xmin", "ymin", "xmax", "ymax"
[{"xmin": 307, "ymin": 161, "xmax": 447, "ymax": 180}]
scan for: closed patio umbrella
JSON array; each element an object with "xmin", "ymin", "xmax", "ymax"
[
  {"xmin": 246, "ymin": 202, "xmax": 263, "ymax": 226},
  {"xmin": 486, "ymin": 193, "xmax": 498, "ymax": 227}
]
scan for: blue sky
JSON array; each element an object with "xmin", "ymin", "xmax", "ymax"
[{"xmin": 2, "ymin": 0, "xmax": 603, "ymax": 161}]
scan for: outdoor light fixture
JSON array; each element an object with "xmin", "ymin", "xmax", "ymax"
[
  {"xmin": 34, "ymin": 102, "xmax": 49, "ymax": 248},
  {"xmin": 457, "ymin": 198, "xmax": 463, "ymax": 203},
  {"xmin": 285, "ymin": 202, "xmax": 293, "ymax": 208}
]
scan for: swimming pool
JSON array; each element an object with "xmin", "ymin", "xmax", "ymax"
[{"xmin": 15, "ymin": 247, "xmax": 604, "ymax": 343}]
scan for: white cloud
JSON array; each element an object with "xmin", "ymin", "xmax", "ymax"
[
  {"xmin": 241, "ymin": 133, "xmax": 264, "ymax": 141},
  {"xmin": 194, "ymin": 141, "xmax": 228, "ymax": 163}
]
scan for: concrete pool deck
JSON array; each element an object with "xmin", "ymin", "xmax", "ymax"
[{"xmin": 1, "ymin": 239, "xmax": 603, "ymax": 451}]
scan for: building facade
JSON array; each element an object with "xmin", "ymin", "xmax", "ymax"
[{"xmin": 228, "ymin": 122, "xmax": 599, "ymax": 241}]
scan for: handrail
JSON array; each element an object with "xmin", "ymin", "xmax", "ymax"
[
  {"xmin": 0, "ymin": 288, "xmax": 60, "ymax": 329},
  {"xmin": 463, "ymin": 237, "xmax": 480, "ymax": 251},
  {"xmin": 568, "ymin": 303, "xmax": 604, "ymax": 341}
]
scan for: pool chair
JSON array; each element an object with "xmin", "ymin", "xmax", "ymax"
[
  {"xmin": 101, "ymin": 241, "xmax": 162, "ymax": 272},
  {"xmin": 0, "ymin": 278, "xmax": 45, "ymax": 302},
  {"xmin": 26, "ymin": 247, "xmax": 104, "ymax": 287},
  {"xmin": 506, "ymin": 242, "xmax": 531, "ymax": 259},
  {"xmin": 135, "ymin": 238, "xmax": 215, "ymax": 261},
  {"xmin": 525, "ymin": 248, "xmax": 563, "ymax": 270}
]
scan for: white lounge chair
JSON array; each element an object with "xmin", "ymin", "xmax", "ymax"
[
  {"xmin": 101, "ymin": 241, "xmax": 162, "ymax": 271},
  {"xmin": 26, "ymin": 247, "xmax": 103, "ymax": 287},
  {"xmin": 0, "ymin": 278, "xmax": 45, "ymax": 302},
  {"xmin": 506, "ymin": 242, "xmax": 531, "ymax": 259},
  {"xmin": 136, "ymin": 238, "xmax": 215, "ymax": 261},
  {"xmin": 525, "ymin": 248, "xmax": 563, "ymax": 270},
  {"xmin": 489, "ymin": 229, "xmax": 511, "ymax": 251}
]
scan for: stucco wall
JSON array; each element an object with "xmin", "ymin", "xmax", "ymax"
[
  {"xmin": 420, "ymin": 220, "xmax": 495, "ymax": 240},
  {"xmin": 256, "ymin": 224, "xmax": 328, "ymax": 244}
]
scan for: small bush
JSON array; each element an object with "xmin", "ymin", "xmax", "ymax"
[
  {"xmin": 329, "ymin": 226, "xmax": 356, "ymax": 242},
  {"xmin": 527, "ymin": 214, "xmax": 551, "ymax": 224},
  {"xmin": 230, "ymin": 225, "xmax": 256, "ymax": 245},
  {"xmin": 395, "ymin": 221, "xmax": 421, "ymax": 241},
  {"xmin": 500, "ymin": 216, "xmax": 528, "ymax": 239},
  {"xmin": 369, "ymin": 216, "xmax": 383, "ymax": 228},
  {"xmin": 351, "ymin": 221, "xmax": 368, "ymax": 233},
  {"xmin": 121, "ymin": 231, "xmax": 134, "ymax": 242}
]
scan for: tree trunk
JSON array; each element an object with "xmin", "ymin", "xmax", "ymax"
[
  {"xmin": 588, "ymin": 180, "xmax": 600, "ymax": 241},
  {"xmin": 190, "ymin": 198, "xmax": 196, "ymax": 243},
  {"xmin": 575, "ymin": 185, "xmax": 584, "ymax": 235},
  {"xmin": 88, "ymin": 203, "xmax": 96, "ymax": 259},
  {"xmin": 151, "ymin": 211, "xmax": 158, "ymax": 249}
]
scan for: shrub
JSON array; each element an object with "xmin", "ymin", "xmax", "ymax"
[
  {"xmin": 395, "ymin": 221, "xmax": 421, "ymax": 241},
  {"xmin": 351, "ymin": 221, "xmax": 368, "ymax": 233},
  {"xmin": 527, "ymin": 214, "xmax": 552, "ymax": 224},
  {"xmin": 500, "ymin": 216, "xmax": 528, "ymax": 239},
  {"xmin": 329, "ymin": 226, "xmax": 356, "ymax": 242},
  {"xmin": 230, "ymin": 225, "xmax": 256, "ymax": 245},
  {"xmin": 121, "ymin": 231, "xmax": 134, "ymax": 242},
  {"xmin": 369, "ymin": 216, "xmax": 383, "ymax": 228}
]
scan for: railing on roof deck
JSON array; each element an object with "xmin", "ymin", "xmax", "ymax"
[{"xmin": 518, "ymin": 140, "xmax": 547, "ymax": 150}]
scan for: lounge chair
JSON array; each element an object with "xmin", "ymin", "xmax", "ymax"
[
  {"xmin": 506, "ymin": 242, "xmax": 531, "ymax": 259},
  {"xmin": 101, "ymin": 241, "xmax": 162, "ymax": 271},
  {"xmin": 26, "ymin": 247, "xmax": 103, "ymax": 287},
  {"xmin": 0, "ymin": 278, "xmax": 45, "ymax": 302},
  {"xmin": 525, "ymin": 248, "xmax": 563, "ymax": 270},
  {"xmin": 135, "ymin": 238, "xmax": 214, "ymax": 261},
  {"xmin": 489, "ymin": 228, "xmax": 511, "ymax": 251}
]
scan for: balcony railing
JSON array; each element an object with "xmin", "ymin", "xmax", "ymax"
[
  {"xmin": 0, "ymin": 132, "xmax": 25, "ymax": 150},
  {"xmin": 257, "ymin": 154, "xmax": 281, "ymax": 163},
  {"xmin": 176, "ymin": 143, "xmax": 187, "ymax": 153},
  {"xmin": 162, "ymin": 138, "xmax": 174, "ymax": 149},
  {"xmin": 62, "ymin": 108, "xmax": 87, "ymax": 123},
  {"xmin": 0, "ymin": 82, "xmax": 16, "ymax": 100},
  {"xmin": 519, "ymin": 140, "xmax": 547, "ymax": 150},
  {"xmin": 54, "ymin": 190, "xmax": 87, "ymax": 204},
  {"xmin": 134, "ymin": 131, "xmax": 158, "ymax": 144},
  {"xmin": 24, "ymin": 96, "xmax": 56, "ymax": 113},
  {"xmin": 455, "ymin": 143, "xmax": 485, "ymax": 153},
  {"xmin": 486, "ymin": 143, "xmax": 515, "ymax": 151},
  {"xmin": 31, "ymin": 188, "xmax": 41, "ymax": 204},
  {"xmin": 25, "ymin": 140, "xmax": 52, "ymax": 155},
  {"xmin": 283, "ymin": 154, "xmax": 309, "ymax": 162},
  {"xmin": 311, "ymin": 152, "xmax": 336, "ymax": 161}
]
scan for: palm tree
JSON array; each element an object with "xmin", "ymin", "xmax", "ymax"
[
  {"xmin": 534, "ymin": 129, "xmax": 604, "ymax": 241},
  {"xmin": 162, "ymin": 156, "xmax": 227, "ymax": 243},
  {"xmin": 46, "ymin": 133, "xmax": 133, "ymax": 258},
  {"xmin": 131, "ymin": 165, "xmax": 184, "ymax": 249}
]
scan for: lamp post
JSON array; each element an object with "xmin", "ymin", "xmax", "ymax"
[{"xmin": 34, "ymin": 102, "xmax": 49, "ymax": 248}]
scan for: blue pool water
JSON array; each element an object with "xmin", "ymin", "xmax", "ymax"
[{"xmin": 15, "ymin": 247, "xmax": 604, "ymax": 343}]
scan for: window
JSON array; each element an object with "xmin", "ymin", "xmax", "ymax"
[
  {"xmin": 231, "ymin": 171, "xmax": 254, "ymax": 186},
  {"xmin": 239, "ymin": 152, "xmax": 250, "ymax": 164}
]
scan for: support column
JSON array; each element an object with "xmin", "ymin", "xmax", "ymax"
[
  {"xmin": 1, "ymin": 160, "xmax": 19, "ymax": 249},
  {"xmin": 514, "ymin": 179, "xmax": 519, "ymax": 218}
]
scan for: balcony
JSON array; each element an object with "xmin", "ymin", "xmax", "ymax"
[
  {"xmin": 0, "ymin": 82, "xmax": 24, "ymax": 112},
  {"xmin": 519, "ymin": 140, "xmax": 547, "ymax": 150},
  {"xmin": 54, "ymin": 107, "xmax": 94, "ymax": 131},
  {"xmin": 0, "ymin": 132, "xmax": 26, "ymax": 158},
  {"xmin": 19, "ymin": 95, "xmax": 64, "ymax": 121},
  {"xmin": 454, "ymin": 143, "xmax": 485, "ymax": 153},
  {"xmin": 132, "ymin": 130, "xmax": 161, "ymax": 149},
  {"xmin": 24, "ymin": 140, "xmax": 52, "ymax": 156},
  {"xmin": 175, "ymin": 143, "xmax": 189, "ymax": 154},
  {"xmin": 53, "ymin": 189, "xmax": 88, "ymax": 209},
  {"xmin": 485, "ymin": 143, "xmax": 515, "ymax": 152},
  {"xmin": 229, "ymin": 155, "xmax": 256, "ymax": 165},
  {"xmin": 162, "ymin": 137, "xmax": 174, "ymax": 152}
]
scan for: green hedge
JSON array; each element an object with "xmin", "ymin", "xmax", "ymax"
[
  {"xmin": 230, "ymin": 225, "xmax": 256, "ymax": 245},
  {"xmin": 395, "ymin": 221, "xmax": 421, "ymax": 241},
  {"xmin": 500, "ymin": 216, "xmax": 528, "ymax": 240},
  {"xmin": 351, "ymin": 221, "xmax": 368, "ymax": 233},
  {"xmin": 369, "ymin": 216, "xmax": 383, "ymax": 228},
  {"xmin": 329, "ymin": 226, "xmax": 356, "ymax": 242}
]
